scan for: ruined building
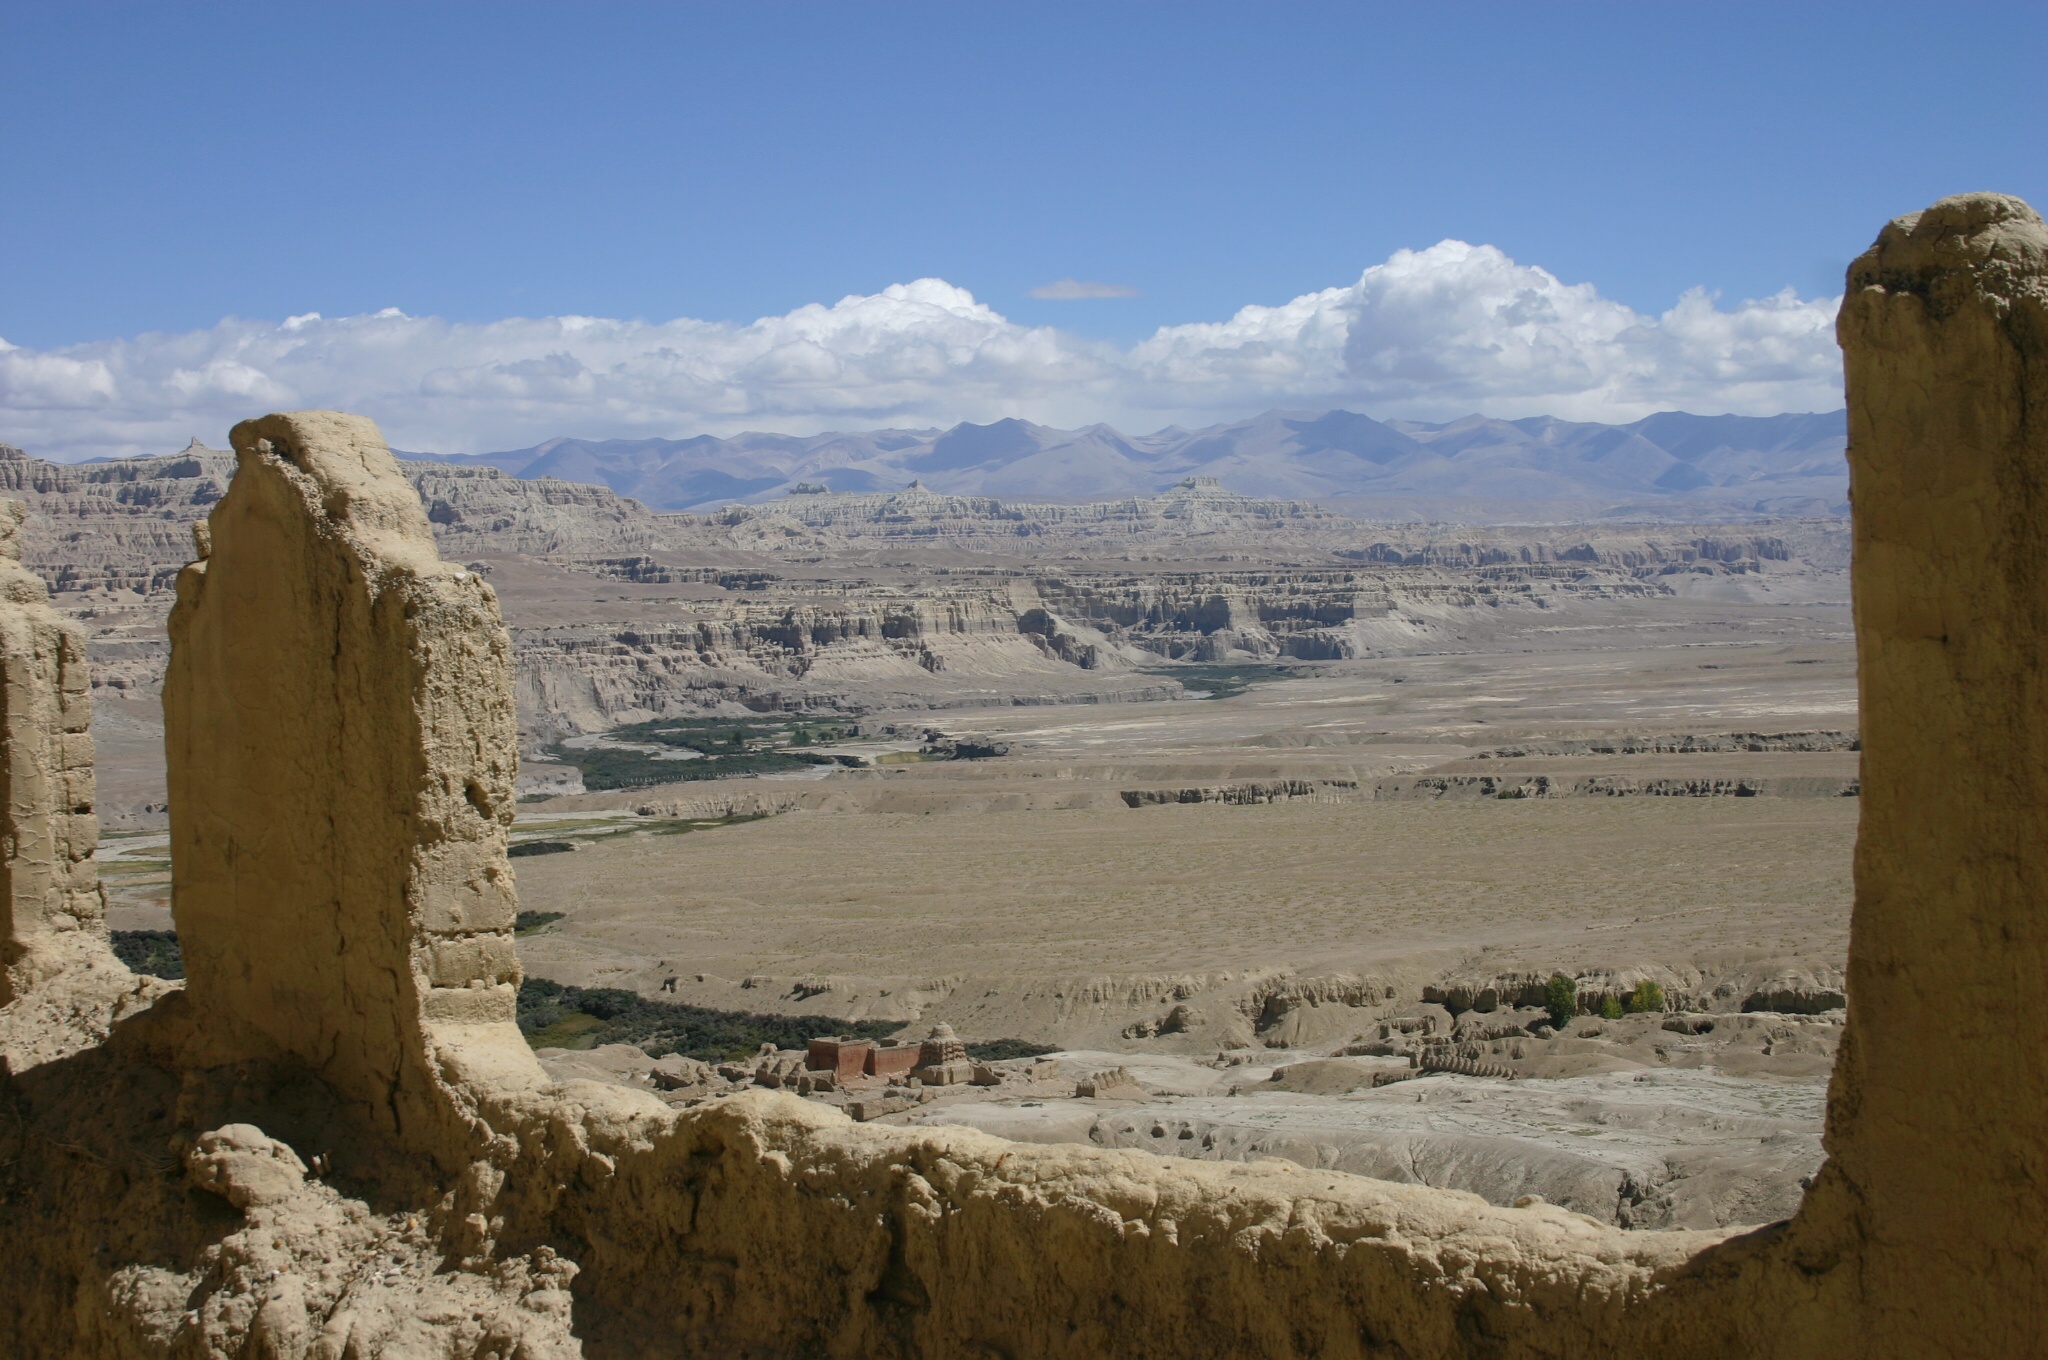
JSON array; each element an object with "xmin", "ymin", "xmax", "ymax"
[{"xmin": 0, "ymin": 192, "xmax": 2042, "ymax": 1355}]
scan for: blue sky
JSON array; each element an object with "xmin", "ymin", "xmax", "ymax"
[{"xmin": 2, "ymin": 2, "xmax": 2044, "ymax": 457}]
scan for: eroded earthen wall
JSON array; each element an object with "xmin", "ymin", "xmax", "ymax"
[
  {"xmin": 1821, "ymin": 190, "xmax": 2048, "ymax": 1348},
  {"xmin": 164, "ymin": 411, "xmax": 541, "ymax": 1167},
  {"xmin": 0, "ymin": 497, "xmax": 103, "ymax": 1009}
]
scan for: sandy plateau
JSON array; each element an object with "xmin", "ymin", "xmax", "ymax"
[{"xmin": 16, "ymin": 442, "xmax": 1858, "ymax": 1231}]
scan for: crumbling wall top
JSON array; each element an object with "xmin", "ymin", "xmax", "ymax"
[{"xmin": 165, "ymin": 410, "xmax": 539, "ymax": 1170}]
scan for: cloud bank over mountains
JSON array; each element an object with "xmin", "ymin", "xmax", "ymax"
[{"xmin": 0, "ymin": 241, "xmax": 1843, "ymax": 461}]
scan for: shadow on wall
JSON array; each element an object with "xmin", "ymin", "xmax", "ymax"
[{"xmin": 0, "ymin": 193, "xmax": 2043, "ymax": 1357}]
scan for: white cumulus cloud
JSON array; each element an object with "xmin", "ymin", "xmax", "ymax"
[{"xmin": 0, "ymin": 242, "xmax": 1844, "ymax": 461}]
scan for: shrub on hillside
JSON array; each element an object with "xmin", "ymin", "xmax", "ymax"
[
  {"xmin": 1545, "ymin": 973, "xmax": 1578, "ymax": 1028},
  {"xmin": 111, "ymin": 930, "xmax": 183, "ymax": 980},
  {"xmin": 1627, "ymin": 980, "xmax": 1667, "ymax": 1013}
]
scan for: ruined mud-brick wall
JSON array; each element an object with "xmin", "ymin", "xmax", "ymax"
[
  {"xmin": 163, "ymin": 411, "xmax": 543, "ymax": 1172},
  {"xmin": 1823, "ymin": 189, "xmax": 2048, "ymax": 1345},
  {"xmin": 0, "ymin": 497, "xmax": 103, "ymax": 1006},
  {"xmin": 2, "ymin": 191, "xmax": 2047, "ymax": 1360},
  {"xmin": 0, "ymin": 493, "xmax": 166, "ymax": 1078}
]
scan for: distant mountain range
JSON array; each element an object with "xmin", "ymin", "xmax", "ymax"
[{"xmin": 404, "ymin": 408, "xmax": 1849, "ymax": 516}]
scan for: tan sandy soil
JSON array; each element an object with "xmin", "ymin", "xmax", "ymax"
[{"xmin": 513, "ymin": 796, "xmax": 1853, "ymax": 1023}]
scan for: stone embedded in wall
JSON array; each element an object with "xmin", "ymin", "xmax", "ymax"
[{"xmin": 163, "ymin": 410, "xmax": 542, "ymax": 1169}]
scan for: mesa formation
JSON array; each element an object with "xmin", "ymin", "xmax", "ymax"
[{"xmin": 0, "ymin": 194, "xmax": 2041, "ymax": 1355}]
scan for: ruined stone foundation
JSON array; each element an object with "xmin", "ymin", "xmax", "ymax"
[{"xmin": 0, "ymin": 193, "xmax": 2045, "ymax": 1356}]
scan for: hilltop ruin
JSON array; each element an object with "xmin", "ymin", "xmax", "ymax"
[{"xmin": 0, "ymin": 192, "xmax": 2042, "ymax": 1355}]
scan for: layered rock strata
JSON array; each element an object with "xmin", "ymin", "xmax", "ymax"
[
  {"xmin": 3, "ymin": 434, "xmax": 1843, "ymax": 737},
  {"xmin": 0, "ymin": 439, "xmax": 675, "ymax": 593}
]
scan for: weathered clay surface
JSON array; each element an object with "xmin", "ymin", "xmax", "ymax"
[
  {"xmin": 0, "ymin": 496, "xmax": 105, "ymax": 997},
  {"xmin": 163, "ymin": 411, "xmax": 542, "ymax": 1172},
  {"xmin": 1819, "ymin": 189, "xmax": 2048, "ymax": 1350},
  {"xmin": 0, "ymin": 494, "xmax": 165, "ymax": 1069}
]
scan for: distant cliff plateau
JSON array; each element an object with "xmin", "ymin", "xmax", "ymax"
[{"xmin": 402, "ymin": 408, "xmax": 1849, "ymax": 517}]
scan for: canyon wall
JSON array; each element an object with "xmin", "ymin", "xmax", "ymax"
[
  {"xmin": 0, "ymin": 439, "xmax": 675, "ymax": 595},
  {"xmin": 3, "ymin": 435, "xmax": 1838, "ymax": 736}
]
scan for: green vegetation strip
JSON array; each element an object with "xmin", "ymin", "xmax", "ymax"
[
  {"xmin": 517, "ymin": 977, "xmax": 1056, "ymax": 1064},
  {"xmin": 1139, "ymin": 662, "xmax": 1307, "ymax": 700},
  {"xmin": 547, "ymin": 716, "xmax": 859, "ymax": 791},
  {"xmin": 517, "ymin": 978, "xmax": 900, "ymax": 1057}
]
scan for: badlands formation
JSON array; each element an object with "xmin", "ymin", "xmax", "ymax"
[
  {"xmin": 0, "ymin": 192, "xmax": 2038, "ymax": 1354},
  {"xmin": 48, "ymin": 388, "xmax": 1864, "ymax": 1225},
  {"xmin": 49, "ymin": 397, "xmax": 1861, "ymax": 1226}
]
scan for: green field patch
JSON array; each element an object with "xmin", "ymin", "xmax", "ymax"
[
  {"xmin": 509, "ymin": 840, "xmax": 577, "ymax": 858},
  {"xmin": 546, "ymin": 716, "xmax": 860, "ymax": 792},
  {"xmin": 517, "ymin": 977, "xmax": 900, "ymax": 1059},
  {"xmin": 962, "ymin": 1038, "xmax": 1057, "ymax": 1062},
  {"xmin": 1141, "ymin": 662, "xmax": 1309, "ymax": 700},
  {"xmin": 521, "ymin": 1009, "xmax": 608, "ymax": 1049},
  {"xmin": 648, "ymin": 815, "xmax": 768, "ymax": 835},
  {"xmin": 551, "ymin": 744, "xmax": 835, "ymax": 791}
]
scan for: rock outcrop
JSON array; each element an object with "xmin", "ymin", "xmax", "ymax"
[
  {"xmin": 0, "ymin": 439, "xmax": 677, "ymax": 596},
  {"xmin": 2, "ymin": 433, "xmax": 1847, "ymax": 740}
]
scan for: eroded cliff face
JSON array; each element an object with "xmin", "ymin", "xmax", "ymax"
[
  {"xmin": 0, "ymin": 439, "xmax": 675, "ymax": 596},
  {"xmin": 0, "ymin": 192, "xmax": 2041, "ymax": 1358},
  {"xmin": 1, "ymin": 435, "xmax": 1842, "ymax": 741}
]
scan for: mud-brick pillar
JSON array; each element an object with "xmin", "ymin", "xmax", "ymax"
[
  {"xmin": 165, "ymin": 410, "xmax": 541, "ymax": 1168},
  {"xmin": 1829, "ymin": 192, "xmax": 2048, "ymax": 1348},
  {"xmin": 0, "ymin": 498, "xmax": 105, "ymax": 1006}
]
